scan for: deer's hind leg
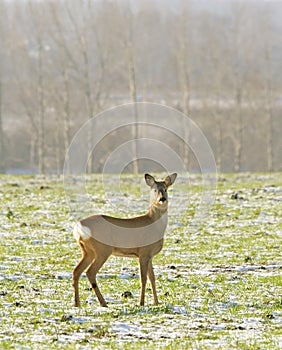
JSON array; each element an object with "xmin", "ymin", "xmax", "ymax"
[
  {"xmin": 73, "ymin": 242, "xmax": 94, "ymax": 307},
  {"xmin": 86, "ymin": 247, "xmax": 111, "ymax": 307}
]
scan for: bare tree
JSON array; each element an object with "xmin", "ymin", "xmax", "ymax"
[
  {"xmin": 127, "ymin": 18, "xmax": 139, "ymax": 174},
  {"xmin": 12, "ymin": 1, "xmax": 49, "ymax": 174},
  {"xmin": 25, "ymin": 2, "xmax": 49, "ymax": 173},
  {"xmin": 61, "ymin": 68, "xmax": 71, "ymax": 169},
  {"xmin": 262, "ymin": 4, "xmax": 275, "ymax": 172},
  {"xmin": 36, "ymin": 36, "xmax": 46, "ymax": 174},
  {"xmin": 197, "ymin": 11, "xmax": 229, "ymax": 173},
  {"xmin": 0, "ymin": 0, "xmax": 6, "ymax": 173},
  {"xmin": 230, "ymin": 1, "xmax": 248, "ymax": 172},
  {"xmin": 1, "ymin": 0, "xmax": 282, "ymax": 174},
  {"xmin": 0, "ymin": 79, "xmax": 5, "ymax": 173},
  {"xmin": 62, "ymin": 1, "xmax": 107, "ymax": 173},
  {"xmin": 49, "ymin": 3, "xmax": 73, "ymax": 172},
  {"xmin": 118, "ymin": 2, "xmax": 139, "ymax": 173},
  {"xmin": 177, "ymin": 2, "xmax": 191, "ymax": 171}
]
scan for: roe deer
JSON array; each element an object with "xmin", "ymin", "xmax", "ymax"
[{"xmin": 72, "ymin": 173, "xmax": 177, "ymax": 307}]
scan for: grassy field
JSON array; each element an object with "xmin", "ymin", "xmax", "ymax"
[{"xmin": 0, "ymin": 173, "xmax": 281, "ymax": 349}]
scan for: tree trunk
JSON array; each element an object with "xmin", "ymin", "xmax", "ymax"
[
  {"xmin": 0, "ymin": 79, "xmax": 6, "ymax": 173},
  {"xmin": 234, "ymin": 85, "xmax": 243, "ymax": 173},
  {"xmin": 125, "ymin": 11, "xmax": 139, "ymax": 174},
  {"xmin": 62, "ymin": 68, "xmax": 71, "ymax": 170},
  {"xmin": 263, "ymin": 7, "xmax": 274, "ymax": 172},
  {"xmin": 233, "ymin": 10, "xmax": 243, "ymax": 173},
  {"xmin": 128, "ymin": 42, "xmax": 139, "ymax": 174},
  {"xmin": 178, "ymin": 3, "xmax": 191, "ymax": 171},
  {"xmin": 37, "ymin": 40, "xmax": 45, "ymax": 174},
  {"xmin": 214, "ymin": 100, "xmax": 222, "ymax": 173}
]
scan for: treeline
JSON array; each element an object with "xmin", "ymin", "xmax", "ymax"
[{"xmin": 0, "ymin": 0, "xmax": 281, "ymax": 173}]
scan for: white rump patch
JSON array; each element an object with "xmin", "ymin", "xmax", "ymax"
[{"xmin": 73, "ymin": 222, "xmax": 92, "ymax": 241}]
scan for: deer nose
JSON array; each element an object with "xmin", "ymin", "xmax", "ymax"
[{"xmin": 159, "ymin": 197, "xmax": 166, "ymax": 203}]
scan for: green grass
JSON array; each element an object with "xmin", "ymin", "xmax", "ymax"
[{"xmin": 0, "ymin": 173, "xmax": 282, "ymax": 349}]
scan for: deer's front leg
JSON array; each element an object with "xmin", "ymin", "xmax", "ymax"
[
  {"xmin": 73, "ymin": 254, "xmax": 93, "ymax": 307},
  {"xmin": 147, "ymin": 259, "xmax": 158, "ymax": 305},
  {"xmin": 86, "ymin": 253, "xmax": 110, "ymax": 307},
  {"xmin": 139, "ymin": 256, "xmax": 150, "ymax": 306}
]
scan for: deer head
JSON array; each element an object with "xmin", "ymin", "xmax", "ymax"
[{"xmin": 145, "ymin": 173, "xmax": 177, "ymax": 208}]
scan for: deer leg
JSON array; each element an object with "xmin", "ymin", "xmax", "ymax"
[
  {"xmin": 147, "ymin": 259, "xmax": 158, "ymax": 305},
  {"xmin": 73, "ymin": 253, "xmax": 93, "ymax": 307},
  {"xmin": 86, "ymin": 253, "xmax": 110, "ymax": 307},
  {"xmin": 139, "ymin": 256, "xmax": 150, "ymax": 306}
]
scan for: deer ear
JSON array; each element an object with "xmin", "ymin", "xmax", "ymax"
[
  {"xmin": 145, "ymin": 173, "xmax": 156, "ymax": 187},
  {"xmin": 164, "ymin": 173, "xmax": 177, "ymax": 187}
]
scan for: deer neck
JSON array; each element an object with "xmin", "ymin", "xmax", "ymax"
[{"xmin": 148, "ymin": 201, "xmax": 168, "ymax": 221}]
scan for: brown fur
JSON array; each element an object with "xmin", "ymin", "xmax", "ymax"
[{"xmin": 72, "ymin": 173, "xmax": 177, "ymax": 307}]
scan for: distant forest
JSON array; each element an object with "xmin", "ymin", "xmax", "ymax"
[{"xmin": 0, "ymin": 0, "xmax": 281, "ymax": 174}]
